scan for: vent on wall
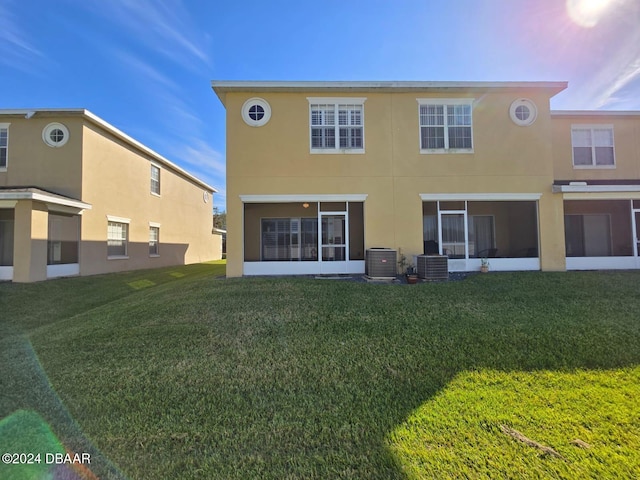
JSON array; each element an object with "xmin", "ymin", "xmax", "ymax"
[
  {"xmin": 417, "ymin": 255, "xmax": 449, "ymax": 280},
  {"xmin": 365, "ymin": 248, "xmax": 397, "ymax": 279}
]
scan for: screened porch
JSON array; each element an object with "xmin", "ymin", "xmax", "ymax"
[
  {"xmin": 564, "ymin": 199, "xmax": 640, "ymax": 270},
  {"xmin": 422, "ymin": 198, "xmax": 540, "ymax": 271},
  {"xmin": 242, "ymin": 198, "xmax": 365, "ymax": 275}
]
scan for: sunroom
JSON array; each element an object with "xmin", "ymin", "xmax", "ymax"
[
  {"xmin": 241, "ymin": 195, "xmax": 366, "ymax": 275},
  {"xmin": 421, "ymin": 194, "xmax": 541, "ymax": 272}
]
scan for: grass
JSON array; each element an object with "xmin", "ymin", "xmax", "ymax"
[{"xmin": 1, "ymin": 264, "xmax": 639, "ymax": 479}]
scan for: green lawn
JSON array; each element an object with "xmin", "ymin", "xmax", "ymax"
[{"xmin": 1, "ymin": 263, "xmax": 639, "ymax": 479}]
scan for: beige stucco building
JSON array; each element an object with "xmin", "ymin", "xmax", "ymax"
[
  {"xmin": 211, "ymin": 81, "xmax": 640, "ymax": 277},
  {"xmin": 0, "ymin": 109, "xmax": 221, "ymax": 282}
]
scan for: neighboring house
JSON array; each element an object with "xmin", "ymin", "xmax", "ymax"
[
  {"xmin": 210, "ymin": 81, "xmax": 640, "ymax": 277},
  {"xmin": 0, "ymin": 109, "xmax": 220, "ymax": 282}
]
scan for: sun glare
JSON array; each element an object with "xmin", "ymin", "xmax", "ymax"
[{"xmin": 567, "ymin": 0, "xmax": 613, "ymax": 27}]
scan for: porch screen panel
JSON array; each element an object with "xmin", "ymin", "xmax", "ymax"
[
  {"xmin": 470, "ymin": 216, "xmax": 494, "ymax": 257},
  {"xmin": 301, "ymin": 218, "xmax": 318, "ymax": 261},
  {"xmin": 565, "ymin": 214, "xmax": 611, "ymax": 257},
  {"xmin": 262, "ymin": 219, "xmax": 290, "ymax": 261},
  {"xmin": 584, "ymin": 215, "xmax": 611, "ymax": 256},
  {"xmin": 48, "ymin": 213, "xmax": 79, "ymax": 265},
  {"xmin": 0, "ymin": 215, "xmax": 14, "ymax": 266},
  {"xmin": 442, "ymin": 215, "xmax": 465, "ymax": 258},
  {"xmin": 262, "ymin": 218, "xmax": 318, "ymax": 261}
]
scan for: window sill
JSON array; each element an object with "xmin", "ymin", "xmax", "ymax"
[
  {"xmin": 420, "ymin": 149, "xmax": 474, "ymax": 154},
  {"xmin": 150, "ymin": 191, "xmax": 161, "ymax": 197},
  {"xmin": 572, "ymin": 165, "xmax": 616, "ymax": 169},
  {"xmin": 107, "ymin": 255, "xmax": 129, "ymax": 260},
  {"xmin": 149, "ymin": 254, "xmax": 160, "ymax": 258},
  {"xmin": 310, "ymin": 148, "xmax": 365, "ymax": 155},
  {"xmin": 0, "ymin": 167, "xmax": 6, "ymax": 172}
]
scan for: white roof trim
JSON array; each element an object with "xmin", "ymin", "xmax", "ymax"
[
  {"xmin": 212, "ymin": 81, "xmax": 568, "ymax": 104},
  {"xmin": 553, "ymin": 184, "xmax": 640, "ymax": 193},
  {"xmin": 552, "ymin": 110, "xmax": 640, "ymax": 117},
  {"xmin": 419, "ymin": 193, "xmax": 542, "ymax": 201},
  {"xmin": 240, "ymin": 194, "xmax": 368, "ymax": 203},
  {"xmin": 0, "ymin": 191, "xmax": 92, "ymax": 210},
  {"xmin": 212, "ymin": 80, "xmax": 567, "ymax": 90}
]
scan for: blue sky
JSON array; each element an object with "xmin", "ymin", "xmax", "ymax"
[{"xmin": 2, "ymin": 0, "xmax": 640, "ymax": 212}]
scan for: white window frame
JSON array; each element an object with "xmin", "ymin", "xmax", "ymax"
[
  {"xmin": 307, "ymin": 97, "xmax": 366, "ymax": 154},
  {"xmin": 107, "ymin": 215, "xmax": 130, "ymax": 259},
  {"xmin": 571, "ymin": 124, "xmax": 616, "ymax": 169},
  {"xmin": 150, "ymin": 163, "xmax": 161, "ymax": 196},
  {"xmin": 417, "ymin": 98, "xmax": 475, "ymax": 154},
  {"xmin": 149, "ymin": 222, "xmax": 160, "ymax": 257},
  {"xmin": 0, "ymin": 123, "xmax": 9, "ymax": 171},
  {"xmin": 242, "ymin": 97, "xmax": 272, "ymax": 127},
  {"xmin": 42, "ymin": 122, "xmax": 70, "ymax": 148}
]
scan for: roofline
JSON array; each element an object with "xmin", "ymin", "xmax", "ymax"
[
  {"xmin": 211, "ymin": 80, "xmax": 569, "ymax": 105},
  {"xmin": 552, "ymin": 110, "xmax": 640, "ymax": 117},
  {"xmin": 0, "ymin": 108, "xmax": 217, "ymax": 193}
]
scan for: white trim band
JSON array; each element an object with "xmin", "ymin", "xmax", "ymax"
[
  {"xmin": 419, "ymin": 193, "xmax": 542, "ymax": 201},
  {"xmin": 240, "ymin": 194, "xmax": 368, "ymax": 203},
  {"xmin": 553, "ymin": 185, "xmax": 640, "ymax": 193}
]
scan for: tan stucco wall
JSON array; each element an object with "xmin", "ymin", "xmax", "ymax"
[
  {"xmin": 224, "ymin": 88, "xmax": 567, "ymax": 276},
  {"xmin": 552, "ymin": 114, "xmax": 640, "ymax": 180},
  {"xmin": 79, "ymin": 121, "xmax": 217, "ymax": 276},
  {"xmin": 0, "ymin": 115, "xmax": 83, "ymax": 198}
]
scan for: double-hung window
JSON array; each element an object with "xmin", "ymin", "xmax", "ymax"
[
  {"xmin": 107, "ymin": 216, "xmax": 130, "ymax": 258},
  {"xmin": 149, "ymin": 224, "xmax": 160, "ymax": 256},
  {"xmin": 0, "ymin": 123, "xmax": 9, "ymax": 170},
  {"xmin": 418, "ymin": 99, "xmax": 474, "ymax": 153},
  {"xmin": 308, "ymin": 98, "xmax": 365, "ymax": 153},
  {"xmin": 150, "ymin": 164, "xmax": 161, "ymax": 195},
  {"xmin": 571, "ymin": 125, "xmax": 615, "ymax": 167}
]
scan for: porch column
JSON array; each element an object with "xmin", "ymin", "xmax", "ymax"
[
  {"xmin": 13, "ymin": 200, "xmax": 48, "ymax": 282},
  {"xmin": 226, "ymin": 196, "xmax": 243, "ymax": 277},
  {"xmin": 538, "ymin": 193, "xmax": 566, "ymax": 272}
]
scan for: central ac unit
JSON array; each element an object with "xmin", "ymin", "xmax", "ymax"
[
  {"xmin": 365, "ymin": 248, "xmax": 397, "ymax": 279},
  {"xmin": 417, "ymin": 255, "xmax": 449, "ymax": 280}
]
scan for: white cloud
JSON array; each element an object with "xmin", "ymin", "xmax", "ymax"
[
  {"xmin": 178, "ymin": 138, "xmax": 226, "ymax": 176},
  {"xmin": 84, "ymin": 0, "xmax": 211, "ymax": 70},
  {"xmin": 114, "ymin": 50, "xmax": 181, "ymax": 92},
  {"xmin": 0, "ymin": 4, "xmax": 44, "ymax": 72}
]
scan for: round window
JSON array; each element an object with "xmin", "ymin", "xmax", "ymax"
[
  {"xmin": 242, "ymin": 98, "xmax": 271, "ymax": 127},
  {"xmin": 42, "ymin": 122, "xmax": 70, "ymax": 147},
  {"xmin": 509, "ymin": 99, "xmax": 537, "ymax": 126}
]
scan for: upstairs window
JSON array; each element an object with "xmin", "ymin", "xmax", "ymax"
[
  {"xmin": 418, "ymin": 99, "xmax": 473, "ymax": 153},
  {"xmin": 0, "ymin": 124, "xmax": 8, "ymax": 170},
  {"xmin": 150, "ymin": 164, "xmax": 161, "ymax": 195},
  {"xmin": 308, "ymin": 98, "xmax": 365, "ymax": 153},
  {"xmin": 571, "ymin": 125, "xmax": 615, "ymax": 167}
]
